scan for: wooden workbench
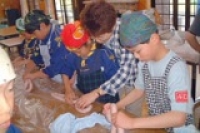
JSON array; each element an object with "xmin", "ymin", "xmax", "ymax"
[
  {"xmin": 0, "ymin": 36, "xmax": 24, "ymax": 47},
  {"xmin": 0, "ymin": 26, "xmax": 18, "ymax": 38},
  {"xmin": 12, "ymin": 81, "xmax": 166, "ymax": 133},
  {"xmin": 0, "ymin": 26, "xmax": 19, "ymax": 38}
]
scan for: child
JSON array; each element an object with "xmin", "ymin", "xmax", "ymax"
[
  {"xmin": 23, "ymin": 10, "xmax": 70, "ymax": 83},
  {"xmin": 104, "ymin": 13, "xmax": 197, "ymax": 133},
  {"xmin": 13, "ymin": 18, "xmax": 44, "ymax": 74},
  {"xmin": 61, "ymin": 21, "xmax": 120, "ymax": 105},
  {"xmin": 78, "ymin": 0, "xmax": 139, "ymax": 109},
  {"xmin": 0, "ymin": 47, "xmax": 21, "ymax": 133}
]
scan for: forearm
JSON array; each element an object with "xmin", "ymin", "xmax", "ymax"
[
  {"xmin": 32, "ymin": 70, "xmax": 48, "ymax": 79},
  {"xmin": 100, "ymin": 61, "xmax": 137, "ymax": 96},
  {"xmin": 117, "ymin": 89, "xmax": 144, "ymax": 109},
  {"xmin": 62, "ymin": 74, "xmax": 74, "ymax": 93},
  {"xmin": 13, "ymin": 56, "xmax": 23, "ymax": 63},
  {"xmin": 24, "ymin": 60, "xmax": 37, "ymax": 74},
  {"xmin": 186, "ymin": 31, "xmax": 200, "ymax": 53},
  {"xmin": 130, "ymin": 111, "xmax": 186, "ymax": 129}
]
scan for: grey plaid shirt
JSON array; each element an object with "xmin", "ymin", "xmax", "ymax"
[{"xmin": 100, "ymin": 18, "xmax": 138, "ymax": 96}]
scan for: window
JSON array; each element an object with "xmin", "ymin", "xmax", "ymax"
[
  {"xmin": 152, "ymin": 0, "xmax": 200, "ymax": 31},
  {"xmin": 54, "ymin": 0, "xmax": 74, "ymax": 25}
]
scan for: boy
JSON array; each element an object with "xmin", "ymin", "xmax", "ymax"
[
  {"xmin": 0, "ymin": 47, "xmax": 21, "ymax": 133},
  {"xmin": 23, "ymin": 10, "xmax": 70, "ymax": 83},
  {"xmin": 104, "ymin": 13, "xmax": 197, "ymax": 133},
  {"xmin": 13, "ymin": 18, "xmax": 44, "ymax": 73},
  {"xmin": 61, "ymin": 21, "xmax": 120, "ymax": 104},
  {"xmin": 78, "ymin": 0, "xmax": 139, "ymax": 109}
]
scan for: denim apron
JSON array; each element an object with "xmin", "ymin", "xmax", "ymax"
[
  {"xmin": 76, "ymin": 51, "xmax": 119, "ymax": 104},
  {"xmin": 143, "ymin": 56, "xmax": 194, "ymax": 133},
  {"xmin": 39, "ymin": 24, "xmax": 62, "ymax": 83}
]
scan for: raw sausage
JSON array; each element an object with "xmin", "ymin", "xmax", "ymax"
[
  {"xmin": 50, "ymin": 92, "xmax": 93, "ymax": 113},
  {"xmin": 110, "ymin": 103, "xmax": 125, "ymax": 133},
  {"xmin": 24, "ymin": 79, "xmax": 33, "ymax": 92}
]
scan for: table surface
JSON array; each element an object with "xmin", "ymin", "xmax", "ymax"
[
  {"xmin": 13, "ymin": 83, "xmax": 166, "ymax": 133},
  {"xmin": 0, "ymin": 26, "xmax": 18, "ymax": 37},
  {"xmin": 0, "ymin": 36, "xmax": 24, "ymax": 47}
]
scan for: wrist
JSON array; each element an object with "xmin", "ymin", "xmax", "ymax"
[
  {"xmin": 117, "ymin": 102, "xmax": 125, "ymax": 110},
  {"xmin": 93, "ymin": 89, "xmax": 101, "ymax": 99}
]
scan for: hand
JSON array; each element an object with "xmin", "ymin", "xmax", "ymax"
[
  {"xmin": 75, "ymin": 91, "xmax": 98, "ymax": 109},
  {"xmin": 103, "ymin": 103, "xmax": 111, "ymax": 114},
  {"xmin": 103, "ymin": 103, "xmax": 112, "ymax": 121},
  {"xmin": 65, "ymin": 90, "xmax": 77, "ymax": 105},
  {"xmin": 111, "ymin": 111, "xmax": 133, "ymax": 129}
]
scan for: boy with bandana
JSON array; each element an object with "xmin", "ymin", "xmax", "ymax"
[
  {"xmin": 13, "ymin": 18, "xmax": 44, "ymax": 73},
  {"xmin": 23, "ymin": 10, "xmax": 70, "ymax": 83},
  {"xmin": 104, "ymin": 13, "xmax": 197, "ymax": 133}
]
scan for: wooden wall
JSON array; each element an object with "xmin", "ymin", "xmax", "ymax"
[
  {"xmin": 0, "ymin": 0, "xmax": 20, "ymax": 18},
  {"xmin": 0, "ymin": 0, "xmax": 151, "ymax": 19},
  {"xmin": 138, "ymin": 0, "xmax": 151, "ymax": 10},
  {"xmin": 38, "ymin": 0, "xmax": 45, "ymax": 12}
]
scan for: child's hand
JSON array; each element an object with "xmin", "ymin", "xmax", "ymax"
[
  {"xmin": 112, "ymin": 111, "xmax": 133, "ymax": 129},
  {"xmin": 65, "ymin": 90, "xmax": 77, "ymax": 105},
  {"xmin": 103, "ymin": 103, "xmax": 112, "ymax": 121},
  {"xmin": 75, "ymin": 91, "xmax": 98, "ymax": 109}
]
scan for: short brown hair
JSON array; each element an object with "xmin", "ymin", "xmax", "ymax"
[{"xmin": 80, "ymin": 0, "xmax": 117, "ymax": 37}]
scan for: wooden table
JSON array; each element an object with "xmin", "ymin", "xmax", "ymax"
[
  {"xmin": 12, "ymin": 80, "xmax": 166, "ymax": 133},
  {"xmin": 0, "ymin": 36, "xmax": 24, "ymax": 54},
  {"xmin": 0, "ymin": 36, "xmax": 24, "ymax": 47},
  {"xmin": 0, "ymin": 26, "xmax": 18, "ymax": 38}
]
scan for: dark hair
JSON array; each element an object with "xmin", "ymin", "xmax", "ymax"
[
  {"xmin": 25, "ymin": 10, "xmax": 50, "ymax": 34},
  {"xmin": 80, "ymin": 0, "xmax": 117, "ymax": 37}
]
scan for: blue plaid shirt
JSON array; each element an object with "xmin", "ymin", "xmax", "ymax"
[{"xmin": 100, "ymin": 18, "xmax": 138, "ymax": 96}]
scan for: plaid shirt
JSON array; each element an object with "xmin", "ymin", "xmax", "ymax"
[{"xmin": 100, "ymin": 18, "xmax": 138, "ymax": 96}]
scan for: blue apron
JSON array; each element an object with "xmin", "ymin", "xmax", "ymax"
[
  {"xmin": 6, "ymin": 124, "xmax": 22, "ymax": 133},
  {"xmin": 76, "ymin": 50, "xmax": 119, "ymax": 104}
]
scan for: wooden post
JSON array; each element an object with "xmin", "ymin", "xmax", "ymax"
[
  {"xmin": 45, "ymin": 0, "xmax": 55, "ymax": 19},
  {"xmin": 20, "ymin": 0, "xmax": 29, "ymax": 17}
]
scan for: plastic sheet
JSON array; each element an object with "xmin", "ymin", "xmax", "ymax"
[
  {"xmin": 33, "ymin": 78, "xmax": 64, "ymax": 94},
  {"xmin": 13, "ymin": 67, "xmax": 106, "ymax": 133},
  {"xmin": 13, "ymin": 67, "xmax": 62, "ymax": 133}
]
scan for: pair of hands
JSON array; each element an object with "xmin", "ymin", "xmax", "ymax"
[
  {"xmin": 65, "ymin": 90, "xmax": 98, "ymax": 109},
  {"xmin": 103, "ymin": 103, "xmax": 133, "ymax": 129}
]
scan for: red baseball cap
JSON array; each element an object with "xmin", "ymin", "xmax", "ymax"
[{"xmin": 61, "ymin": 21, "xmax": 89, "ymax": 50}]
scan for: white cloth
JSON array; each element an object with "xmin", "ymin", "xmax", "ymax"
[{"xmin": 49, "ymin": 113, "xmax": 110, "ymax": 133}]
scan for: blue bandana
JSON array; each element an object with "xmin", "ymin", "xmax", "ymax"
[{"xmin": 120, "ymin": 12, "xmax": 157, "ymax": 47}]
